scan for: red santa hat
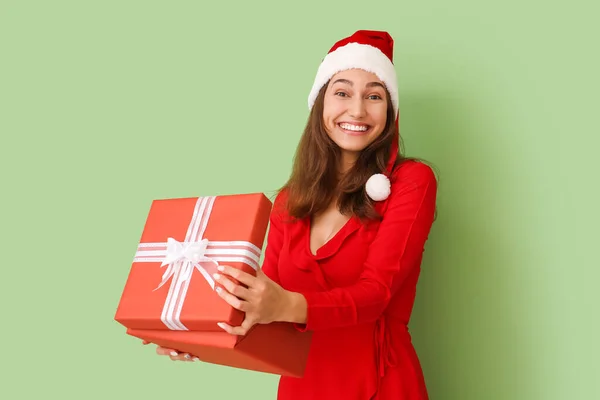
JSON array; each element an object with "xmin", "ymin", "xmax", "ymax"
[{"xmin": 308, "ymin": 30, "xmax": 399, "ymax": 202}]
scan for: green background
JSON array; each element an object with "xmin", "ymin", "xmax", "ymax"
[{"xmin": 2, "ymin": 1, "xmax": 598, "ymax": 399}]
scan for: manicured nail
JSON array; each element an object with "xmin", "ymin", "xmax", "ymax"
[
  {"xmin": 184, "ymin": 354, "xmax": 191, "ymax": 359},
  {"xmin": 212, "ymin": 273, "xmax": 220, "ymax": 281},
  {"xmin": 170, "ymin": 351, "xmax": 178, "ymax": 356},
  {"xmin": 193, "ymin": 357, "xmax": 200, "ymax": 361},
  {"xmin": 217, "ymin": 265, "xmax": 224, "ymax": 271},
  {"xmin": 215, "ymin": 286, "xmax": 222, "ymax": 293}
]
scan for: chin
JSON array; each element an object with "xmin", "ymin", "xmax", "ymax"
[
  {"xmin": 342, "ymin": 144, "xmax": 368, "ymax": 152},
  {"xmin": 334, "ymin": 136, "xmax": 373, "ymax": 152},
  {"xmin": 334, "ymin": 142, "xmax": 370, "ymax": 154}
]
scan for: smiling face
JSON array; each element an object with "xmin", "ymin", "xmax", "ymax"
[{"xmin": 322, "ymin": 68, "xmax": 389, "ymax": 167}]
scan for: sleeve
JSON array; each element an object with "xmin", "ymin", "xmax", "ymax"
[
  {"xmin": 294, "ymin": 162, "xmax": 438, "ymax": 331},
  {"xmin": 259, "ymin": 191, "xmax": 287, "ymax": 285}
]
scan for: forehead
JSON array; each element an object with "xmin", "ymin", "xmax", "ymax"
[{"xmin": 330, "ymin": 68, "xmax": 384, "ymax": 86}]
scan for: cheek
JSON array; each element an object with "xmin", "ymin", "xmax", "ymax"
[
  {"xmin": 372, "ymin": 107, "xmax": 388, "ymax": 127},
  {"xmin": 323, "ymin": 105, "xmax": 341, "ymax": 127}
]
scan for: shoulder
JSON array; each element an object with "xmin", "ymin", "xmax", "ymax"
[
  {"xmin": 270, "ymin": 187, "xmax": 291, "ymax": 221},
  {"xmin": 374, "ymin": 160, "xmax": 438, "ymax": 222},
  {"xmin": 390, "ymin": 159, "xmax": 437, "ymax": 192},
  {"xmin": 272, "ymin": 187, "xmax": 289, "ymax": 208}
]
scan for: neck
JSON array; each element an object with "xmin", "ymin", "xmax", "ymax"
[{"xmin": 338, "ymin": 150, "xmax": 358, "ymax": 175}]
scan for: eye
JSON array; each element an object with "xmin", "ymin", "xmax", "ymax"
[
  {"xmin": 368, "ymin": 94, "xmax": 383, "ymax": 100},
  {"xmin": 334, "ymin": 91, "xmax": 349, "ymax": 97}
]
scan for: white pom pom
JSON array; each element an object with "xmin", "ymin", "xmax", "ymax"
[{"xmin": 365, "ymin": 173, "xmax": 391, "ymax": 201}]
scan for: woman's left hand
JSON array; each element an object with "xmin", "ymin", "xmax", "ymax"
[{"xmin": 212, "ymin": 265, "xmax": 297, "ymax": 335}]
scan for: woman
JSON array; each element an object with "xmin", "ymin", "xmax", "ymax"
[{"xmin": 155, "ymin": 30, "xmax": 438, "ymax": 400}]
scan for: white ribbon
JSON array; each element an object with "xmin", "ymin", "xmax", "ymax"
[
  {"xmin": 132, "ymin": 196, "xmax": 262, "ymax": 331},
  {"xmin": 155, "ymin": 238, "xmax": 218, "ymax": 291}
]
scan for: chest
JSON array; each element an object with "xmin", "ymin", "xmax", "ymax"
[
  {"xmin": 309, "ymin": 207, "xmax": 350, "ymax": 256},
  {"xmin": 277, "ymin": 212, "xmax": 380, "ymax": 291}
]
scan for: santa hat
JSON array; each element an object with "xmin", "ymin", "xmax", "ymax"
[{"xmin": 308, "ymin": 30, "xmax": 399, "ymax": 202}]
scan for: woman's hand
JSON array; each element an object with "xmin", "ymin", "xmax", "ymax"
[
  {"xmin": 142, "ymin": 340, "xmax": 199, "ymax": 362},
  {"xmin": 212, "ymin": 265, "xmax": 306, "ymax": 335}
]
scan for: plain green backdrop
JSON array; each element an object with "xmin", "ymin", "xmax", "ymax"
[{"xmin": 1, "ymin": 0, "xmax": 598, "ymax": 399}]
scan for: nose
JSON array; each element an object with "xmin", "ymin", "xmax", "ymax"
[{"xmin": 348, "ymin": 97, "xmax": 366, "ymax": 119}]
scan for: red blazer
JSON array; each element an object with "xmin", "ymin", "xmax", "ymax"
[{"xmin": 262, "ymin": 160, "xmax": 438, "ymax": 400}]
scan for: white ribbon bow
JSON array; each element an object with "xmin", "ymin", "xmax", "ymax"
[{"xmin": 155, "ymin": 237, "xmax": 218, "ymax": 290}]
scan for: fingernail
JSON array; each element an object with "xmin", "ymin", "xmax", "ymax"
[
  {"xmin": 193, "ymin": 357, "xmax": 200, "ymax": 361},
  {"xmin": 216, "ymin": 287, "xmax": 222, "ymax": 293},
  {"xmin": 217, "ymin": 265, "xmax": 224, "ymax": 271},
  {"xmin": 212, "ymin": 273, "xmax": 220, "ymax": 281},
  {"xmin": 170, "ymin": 351, "xmax": 178, "ymax": 356},
  {"xmin": 184, "ymin": 354, "xmax": 191, "ymax": 359}
]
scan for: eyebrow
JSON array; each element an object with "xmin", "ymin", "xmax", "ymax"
[{"xmin": 332, "ymin": 78, "xmax": 385, "ymax": 89}]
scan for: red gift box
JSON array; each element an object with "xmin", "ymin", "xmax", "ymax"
[{"xmin": 114, "ymin": 193, "xmax": 312, "ymax": 377}]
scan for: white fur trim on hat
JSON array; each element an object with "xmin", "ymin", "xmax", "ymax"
[
  {"xmin": 365, "ymin": 173, "xmax": 391, "ymax": 201},
  {"xmin": 308, "ymin": 42, "xmax": 399, "ymax": 117}
]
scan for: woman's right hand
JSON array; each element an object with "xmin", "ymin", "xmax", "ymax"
[{"xmin": 142, "ymin": 340, "xmax": 199, "ymax": 362}]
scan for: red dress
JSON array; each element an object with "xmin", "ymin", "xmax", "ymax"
[{"xmin": 261, "ymin": 160, "xmax": 438, "ymax": 400}]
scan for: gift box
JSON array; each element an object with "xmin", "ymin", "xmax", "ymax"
[{"xmin": 114, "ymin": 193, "xmax": 312, "ymax": 377}]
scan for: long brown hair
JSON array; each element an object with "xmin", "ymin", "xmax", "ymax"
[{"xmin": 279, "ymin": 81, "xmax": 412, "ymax": 221}]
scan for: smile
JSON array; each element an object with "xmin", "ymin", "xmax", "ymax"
[{"xmin": 338, "ymin": 122, "xmax": 371, "ymax": 135}]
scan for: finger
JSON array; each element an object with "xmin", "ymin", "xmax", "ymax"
[
  {"xmin": 156, "ymin": 347, "xmax": 199, "ymax": 362},
  {"xmin": 216, "ymin": 265, "xmax": 257, "ymax": 287},
  {"xmin": 215, "ymin": 286, "xmax": 249, "ymax": 311},
  {"xmin": 142, "ymin": 340, "xmax": 151, "ymax": 345},
  {"xmin": 213, "ymin": 273, "xmax": 251, "ymax": 300},
  {"xmin": 217, "ymin": 322, "xmax": 249, "ymax": 336},
  {"xmin": 255, "ymin": 267, "xmax": 275, "ymax": 285},
  {"xmin": 156, "ymin": 346, "xmax": 180, "ymax": 356},
  {"xmin": 170, "ymin": 352, "xmax": 198, "ymax": 362},
  {"xmin": 255, "ymin": 268, "xmax": 267, "ymax": 278},
  {"xmin": 217, "ymin": 315, "xmax": 257, "ymax": 336},
  {"xmin": 240, "ymin": 317, "xmax": 257, "ymax": 333}
]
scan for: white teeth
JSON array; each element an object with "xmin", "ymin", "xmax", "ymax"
[{"xmin": 339, "ymin": 123, "xmax": 368, "ymax": 132}]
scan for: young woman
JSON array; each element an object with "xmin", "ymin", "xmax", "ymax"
[{"xmin": 156, "ymin": 30, "xmax": 438, "ymax": 400}]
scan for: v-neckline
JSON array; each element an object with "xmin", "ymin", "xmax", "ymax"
[{"xmin": 306, "ymin": 215, "xmax": 356, "ymax": 257}]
